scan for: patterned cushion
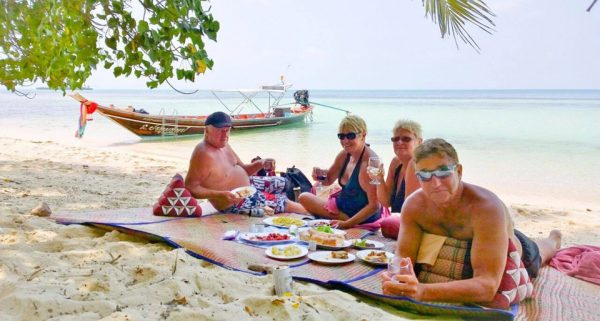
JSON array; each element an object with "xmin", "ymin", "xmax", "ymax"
[
  {"xmin": 152, "ymin": 174, "xmax": 202, "ymax": 217},
  {"xmin": 418, "ymin": 237, "xmax": 533, "ymax": 309},
  {"xmin": 488, "ymin": 239, "xmax": 534, "ymax": 309}
]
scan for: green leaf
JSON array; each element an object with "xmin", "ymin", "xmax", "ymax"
[
  {"xmin": 113, "ymin": 66, "xmax": 123, "ymax": 77},
  {"xmin": 108, "ymin": 17, "xmax": 118, "ymax": 28},
  {"xmin": 422, "ymin": 0, "xmax": 495, "ymax": 51},
  {"xmin": 138, "ymin": 20, "xmax": 149, "ymax": 34}
]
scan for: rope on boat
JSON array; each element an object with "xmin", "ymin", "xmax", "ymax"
[
  {"xmin": 308, "ymin": 101, "xmax": 350, "ymax": 114},
  {"xmin": 277, "ymin": 101, "xmax": 350, "ymax": 114}
]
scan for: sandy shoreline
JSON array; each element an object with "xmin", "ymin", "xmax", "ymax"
[{"xmin": 1, "ymin": 137, "xmax": 599, "ymax": 320}]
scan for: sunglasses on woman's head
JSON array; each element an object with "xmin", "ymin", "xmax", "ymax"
[
  {"xmin": 391, "ymin": 136, "xmax": 414, "ymax": 143},
  {"xmin": 337, "ymin": 132, "xmax": 359, "ymax": 140},
  {"xmin": 416, "ymin": 164, "xmax": 456, "ymax": 182}
]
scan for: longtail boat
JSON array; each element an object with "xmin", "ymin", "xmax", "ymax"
[{"xmin": 70, "ymin": 83, "xmax": 313, "ymax": 138}]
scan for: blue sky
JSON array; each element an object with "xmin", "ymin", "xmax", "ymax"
[{"xmin": 90, "ymin": 0, "xmax": 600, "ymax": 90}]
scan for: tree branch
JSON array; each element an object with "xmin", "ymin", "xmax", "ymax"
[{"xmin": 166, "ymin": 79, "xmax": 198, "ymax": 94}]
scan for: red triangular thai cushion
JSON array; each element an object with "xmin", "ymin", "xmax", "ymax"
[
  {"xmin": 487, "ymin": 239, "xmax": 534, "ymax": 309},
  {"xmin": 153, "ymin": 174, "xmax": 202, "ymax": 217}
]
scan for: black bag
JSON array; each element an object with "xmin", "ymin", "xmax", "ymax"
[{"xmin": 281, "ymin": 166, "xmax": 313, "ymax": 201}]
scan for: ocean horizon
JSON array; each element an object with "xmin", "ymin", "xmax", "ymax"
[{"xmin": 1, "ymin": 88, "xmax": 599, "ymax": 211}]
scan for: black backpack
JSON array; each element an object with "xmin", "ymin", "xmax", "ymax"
[{"xmin": 281, "ymin": 166, "xmax": 312, "ymax": 201}]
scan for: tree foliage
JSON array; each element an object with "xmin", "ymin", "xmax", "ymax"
[
  {"xmin": 0, "ymin": 0, "xmax": 500, "ymax": 94},
  {"xmin": 0, "ymin": 0, "xmax": 219, "ymax": 93},
  {"xmin": 422, "ymin": 0, "xmax": 495, "ymax": 52}
]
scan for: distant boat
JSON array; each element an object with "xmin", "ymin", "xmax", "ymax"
[{"xmin": 69, "ymin": 82, "xmax": 313, "ymax": 138}]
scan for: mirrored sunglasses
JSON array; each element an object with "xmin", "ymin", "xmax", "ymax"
[
  {"xmin": 416, "ymin": 164, "xmax": 456, "ymax": 182},
  {"xmin": 391, "ymin": 136, "xmax": 414, "ymax": 143},
  {"xmin": 337, "ymin": 132, "xmax": 359, "ymax": 140}
]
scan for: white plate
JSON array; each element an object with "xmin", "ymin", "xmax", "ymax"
[
  {"xmin": 263, "ymin": 216, "xmax": 307, "ymax": 228},
  {"xmin": 316, "ymin": 239, "xmax": 353, "ymax": 250},
  {"xmin": 239, "ymin": 232, "xmax": 295, "ymax": 245},
  {"xmin": 231, "ymin": 185, "xmax": 257, "ymax": 198},
  {"xmin": 308, "ymin": 251, "xmax": 356, "ymax": 264},
  {"xmin": 265, "ymin": 245, "xmax": 308, "ymax": 260},
  {"xmin": 298, "ymin": 226, "xmax": 347, "ymax": 237},
  {"xmin": 356, "ymin": 250, "xmax": 395, "ymax": 265},
  {"xmin": 350, "ymin": 239, "xmax": 385, "ymax": 250}
]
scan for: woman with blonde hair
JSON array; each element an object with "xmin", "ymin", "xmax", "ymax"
[
  {"xmin": 298, "ymin": 114, "xmax": 381, "ymax": 229},
  {"xmin": 368, "ymin": 119, "xmax": 423, "ymax": 238}
]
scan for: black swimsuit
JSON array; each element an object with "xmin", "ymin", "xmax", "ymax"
[
  {"xmin": 335, "ymin": 147, "xmax": 381, "ymax": 223},
  {"xmin": 390, "ymin": 165, "xmax": 406, "ymax": 213}
]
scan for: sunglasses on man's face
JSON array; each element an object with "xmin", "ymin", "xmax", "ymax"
[
  {"xmin": 416, "ymin": 164, "xmax": 457, "ymax": 182},
  {"xmin": 391, "ymin": 136, "xmax": 414, "ymax": 143},
  {"xmin": 337, "ymin": 132, "xmax": 359, "ymax": 140}
]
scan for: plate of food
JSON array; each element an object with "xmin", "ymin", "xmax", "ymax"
[
  {"xmin": 351, "ymin": 239, "xmax": 385, "ymax": 250},
  {"xmin": 304, "ymin": 224, "xmax": 347, "ymax": 236},
  {"xmin": 356, "ymin": 250, "xmax": 395, "ymax": 265},
  {"xmin": 308, "ymin": 251, "xmax": 356, "ymax": 265},
  {"xmin": 263, "ymin": 216, "xmax": 307, "ymax": 228},
  {"xmin": 239, "ymin": 232, "xmax": 295, "ymax": 245},
  {"xmin": 298, "ymin": 229, "xmax": 351, "ymax": 250},
  {"xmin": 265, "ymin": 244, "xmax": 308, "ymax": 260},
  {"xmin": 231, "ymin": 185, "xmax": 257, "ymax": 198},
  {"xmin": 307, "ymin": 219, "xmax": 333, "ymax": 227},
  {"xmin": 317, "ymin": 239, "xmax": 353, "ymax": 250}
]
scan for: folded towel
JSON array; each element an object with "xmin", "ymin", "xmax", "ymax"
[
  {"xmin": 550, "ymin": 245, "xmax": 600, "ymax": 285},
  {"xmin": 416, "ymin": 233, "xmax": 448, "ymax": 266}
]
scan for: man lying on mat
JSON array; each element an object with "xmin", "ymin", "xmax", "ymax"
[
  {"xmin": 381, "ymin": 138, "xmax": 561, "ymax": 306},
  {"xmin": 185, "ymin": 111, "xmax": 308, "ymax": 215}
]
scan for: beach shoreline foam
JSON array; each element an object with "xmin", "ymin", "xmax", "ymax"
[{"xmin": 1, "ymin": 136, "xmax": 598, "ymax": 320}]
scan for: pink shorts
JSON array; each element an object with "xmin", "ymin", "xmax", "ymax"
[{"xmin": 323, "ymin": 191, "xmax": 341, "ymax": 219}]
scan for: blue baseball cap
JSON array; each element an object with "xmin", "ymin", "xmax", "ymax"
[{"xmin": 205, "ymin": 111, "xmax": 232, "ymax": 128}]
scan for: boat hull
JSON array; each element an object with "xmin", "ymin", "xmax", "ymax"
[{"xmin": 97, "ymin": 105, "xmax": 312, "ymax": 137}]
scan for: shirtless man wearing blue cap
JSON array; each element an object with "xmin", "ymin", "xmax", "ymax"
[{"xmin": 185, "ymin": 111, "xmax": 307, "ymax": 214}]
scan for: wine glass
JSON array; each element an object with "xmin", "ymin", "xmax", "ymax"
[
  {"xmin": 367, "ymin": 157, "xmax": 382, "ymax": 185},
  {"xmin": 313, "ymin": 167, "xmax": 327, "ymax": 181}
]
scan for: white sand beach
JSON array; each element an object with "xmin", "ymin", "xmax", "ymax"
[{"xmin": 1, "ymin": 136, "xmax": 599, "ymax": 320}]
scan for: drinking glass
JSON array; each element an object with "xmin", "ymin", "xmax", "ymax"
[
  {"xmin": 387, "ymin": 256, "xmax": 412, "ymax": 282},
  {"xmin": 367, "ymin": 157, "xmax": 382, "ymax": 185},
  {"xmin": 316, "ymin": 168, "xmax": 327, "ymax": 181}
]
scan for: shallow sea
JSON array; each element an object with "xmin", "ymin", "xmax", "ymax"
[{"xmin": 1, "ymin": 89, "xmax": 599, "ymax": 210}]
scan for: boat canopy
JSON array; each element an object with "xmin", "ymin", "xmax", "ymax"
[{"xmin": 210, "ymin": 83, "xmax": 294, "ymax": 115}]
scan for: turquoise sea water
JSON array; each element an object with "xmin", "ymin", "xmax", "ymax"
[{"xmin": 1, "ymin": 89, "xmax": 599, "ymax": 209}]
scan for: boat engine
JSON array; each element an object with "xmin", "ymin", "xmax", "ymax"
[{"xmin": 293, "ymin": 90, "xmax": 310, "ymax": 107}]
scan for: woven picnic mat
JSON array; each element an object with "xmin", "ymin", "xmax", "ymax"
[
  {"xmin": 51, "ymin": 208, "xmax": 516, "ymax": 319},
  {"xmin": 515, "ymin": 267, "xmax": 599, "ymax": 321},
  {"xmin": 52, "ymin": 207, "xmax": 183, "ymax": 225}
]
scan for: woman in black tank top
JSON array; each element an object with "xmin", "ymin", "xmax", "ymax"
[
  {"xmin": 298, "ymin": 115, "xmax": 381, "ymax": 229},
  {"xmin": 367, "ymin": 120, "xmax": 423, "ymax": 238}
]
